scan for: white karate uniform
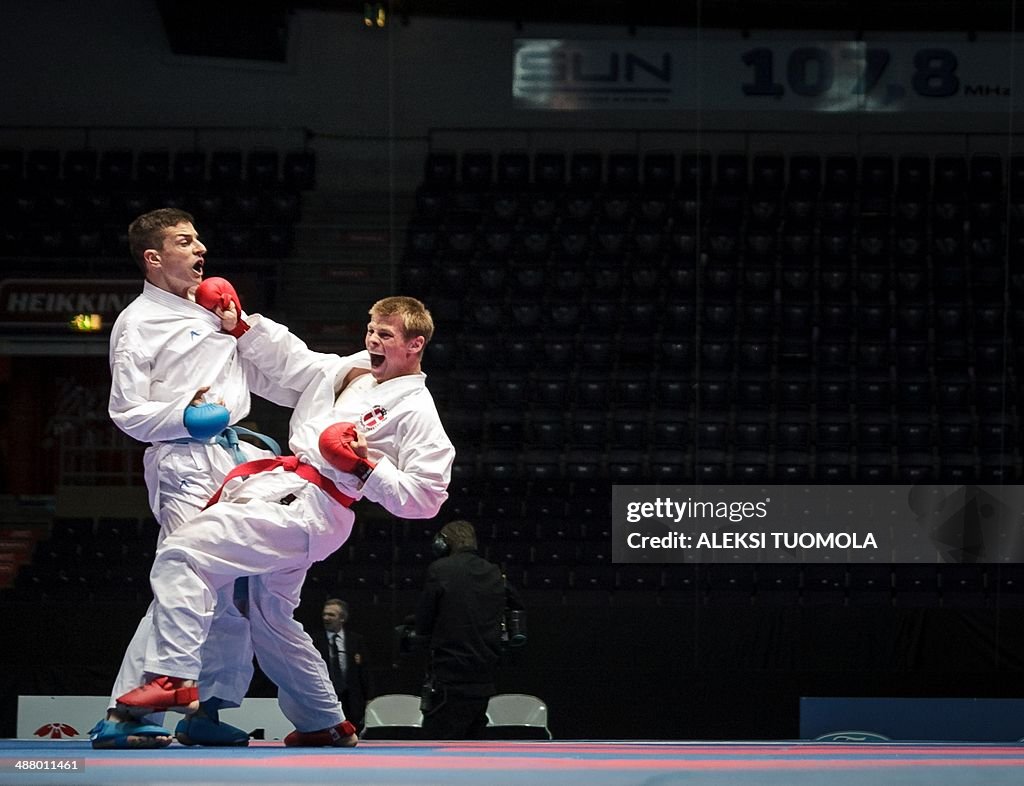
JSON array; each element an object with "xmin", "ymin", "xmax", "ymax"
[
  {"xmin": 146, "ymin": 314, "xmax": 454, "ymax": 732},
  {"xmin": 107, "ymin": 282, "xmax": 285, "ymax": 715}
]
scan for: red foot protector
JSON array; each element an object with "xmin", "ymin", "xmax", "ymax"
[
  {"xmin": 117, "ymin": 676, "xmax": 200, "ymax": 715},
  {"xmin": 284, "ymin": 720, "xmax": 358, "ymax": 747}
]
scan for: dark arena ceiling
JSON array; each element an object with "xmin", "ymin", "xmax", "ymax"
[
  {"xmin": 155, "ymin": 1, "xmax": 1021, "ymax": 63},
  {"xmin": 295, "ymin": 1, "xmax": 1019, "ymax": 32}
]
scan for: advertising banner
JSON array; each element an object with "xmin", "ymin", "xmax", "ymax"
[{"xmin": 514, "ymin": 38, "xmax": 1017, "ymax": 112}]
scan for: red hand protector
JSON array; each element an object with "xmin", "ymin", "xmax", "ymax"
[
  {"xmin": 318, "ymin": 422, "xmax": 376, "ymax": 482},
  {"xmin": 196, "ymin": 277, "xmax": 242, "ymax": 313},
  {"xmin": 195, "ymin": 277, "xmax": 248, "ymax": 337}
]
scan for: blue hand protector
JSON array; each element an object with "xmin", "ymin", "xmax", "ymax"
[{"xmin": 184, "ymin": 402, "xmax": 230, "ymax": 441}]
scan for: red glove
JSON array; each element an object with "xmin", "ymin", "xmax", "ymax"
[
  {"xmin": 195, "ymin": 277, "xmax": 248, "ymax": 337},
  {"xmin": 318, "ymin": 422, "xmax": 376, "ymax": 482}
]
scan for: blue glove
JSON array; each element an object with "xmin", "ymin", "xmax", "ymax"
[{"xmin": 183, "ymin": 402, "xmax": 230, "ymax": 441}]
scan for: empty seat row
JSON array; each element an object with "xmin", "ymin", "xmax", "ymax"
[
  {"xmin": 0, "ymin": 222, "xmax": 294, "ymax": 259},
  {"xmin": 11, "ymin": 510, "xmax": 1024, "ymax": 604},
  {"xmin": 598, "ymin": 563, "xmax": 1024, "ymax": 608},
  {"xmin": 416, "ymin": 184, "xmax": 1014, "ymax": 232},
  {"xmin": 445, "ymin": 408, "xmax": 1018, "ymax": 446},
  {"xmin": 407, "ymin": 219, "xmax": 1014, "ymax": 274},
  {"xmin": 405, "ymin": 263, "xmax": 1019, "ymax": 312},
  {"xmin": 414, "ymin": 194, "xmax": 1016, "ymax": 238},
  {"xmin": 299, "ymin": 559, "xmax": 1024, "ymax": 608},
  {"xmin": 11, "ymin": 559, "xmax": 1015, "ymax": 607},
  {"xmin": 430, "ymin": 366, "xmax": 1021, "ymax": 409},
  {"xmin": 431, "ymin": 297, "xmax": 1022, "ymax": 334},
  {"xmin": 0, "ymin": 148, "xmax": 315, "ymax": 190},
  {"xmin": 341, "ymin": 538, "xmax": 611, "ymax": 567},
  {"xmin": 407, "ymin": 216, "xmax": 1007, "ymax": 255},
  {"xmin": 4, "ymin": 564, "xmax": 153, "ymax": 603},
  {"xmin": 422, "ymin": 149, "xmax": 1018, "ymax": 195},
  {"xmin": 446, "ymin": 423, "xmax": 1019, "ymax": 460},
  {"xmin": 426, "ymin": 331, "xmax": 1018, "ymax": 378},
  {"xmin": 1, "ymin": 187, "xmax": 301, "ymax": 225},
  {"xmin": 448, "ymin": 446, "xmax": 1022, "ymax": 484}
]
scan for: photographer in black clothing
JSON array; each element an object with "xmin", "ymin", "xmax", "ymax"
[{"xmin": 414, "ymin": 519, "xmax": 524, "ymax": 739}]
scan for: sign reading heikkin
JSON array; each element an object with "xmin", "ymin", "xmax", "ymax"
[{"xmin": 613, "ymin": 485, "xmax": 1024, "ymax": 563}]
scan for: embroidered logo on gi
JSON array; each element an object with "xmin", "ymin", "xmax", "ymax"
[
  {"xmin": 190, "ymin": 330, "xmax": 200, "ymax": 340},
  {"xmin": 361, "ymin": 405, "xmax": 388, "ymax": 430}
]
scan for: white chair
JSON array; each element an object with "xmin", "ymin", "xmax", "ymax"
[
  {"xmin": 361, "ymin": 694, "xmax": 423, "ymax": 740},
  {"xmin": 485, "ymin": 693, "xmax": 552, "ymax": 739}
]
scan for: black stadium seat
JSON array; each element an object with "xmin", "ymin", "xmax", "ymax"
[{"xmin": 396, "ymin": 145, "xmax": 1023, "ymax": 605}]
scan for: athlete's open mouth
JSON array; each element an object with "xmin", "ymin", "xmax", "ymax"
[{"xmin": 369, "ymin": 353, "xmax": 384, "ymax": 368}]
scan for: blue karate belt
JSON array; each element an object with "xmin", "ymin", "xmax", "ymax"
[
  {"xmin": 164, "ymin": 426, "xmax": 282, "ymax": 465},
  {"xmin": 216, "ymin": 426, "xmax": 282, "ymax": 467},
  {"xmin": 164, "ymin": 425, "xmax": 283, "ymax": 610}
]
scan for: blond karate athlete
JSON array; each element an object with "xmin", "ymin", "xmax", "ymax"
[{"xmin": 117, "ymin": 294, "xmax": 454, "ymax": 747}]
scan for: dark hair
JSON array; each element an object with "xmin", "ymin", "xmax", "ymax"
[{"xmin": 127, "ymin": 207, "xmax": 196, "ymax": 273}]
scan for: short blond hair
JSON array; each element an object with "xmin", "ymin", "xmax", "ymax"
[{"xmin": 370, "ymin": 296, "xmax": 434, "ymax": 346}]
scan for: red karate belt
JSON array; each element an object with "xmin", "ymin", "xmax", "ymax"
[{"xmin": 204, "ymin": 455, "xmax": 356, "ymax": 509}]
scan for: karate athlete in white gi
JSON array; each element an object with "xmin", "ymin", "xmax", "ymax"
[
  {"xmin": 93, "ymin": 209, "xmax": 287, "ymax": 750},
  {"xmin": 117, "ymin": 293, "xmax": 454, "ymax": 747}
]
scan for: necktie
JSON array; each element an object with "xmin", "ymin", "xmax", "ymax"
[{"xmin": 329, "ymin": 634, "xmax": 346, "ymax": 692}]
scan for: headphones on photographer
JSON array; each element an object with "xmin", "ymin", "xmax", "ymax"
[{"xmin": 431, "ymin": 530, "xmax": 450, "ymax": 559}]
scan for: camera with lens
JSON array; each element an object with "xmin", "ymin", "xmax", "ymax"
[
  {"xmin": 394, "ymin": 616, "xmax": 425, "ymax": 654},
  {"xmin": 501, "ymin": 608, "xmax": 527, "ymax": 649}
]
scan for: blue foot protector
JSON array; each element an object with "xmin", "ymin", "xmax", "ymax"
[
  {"xmin": 175, "ymin": 715, "xmax": 250, "ymax": 746},
  {"xmin": 89, "ymin": 718, "xmax": 172, "ymax": 749}
]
